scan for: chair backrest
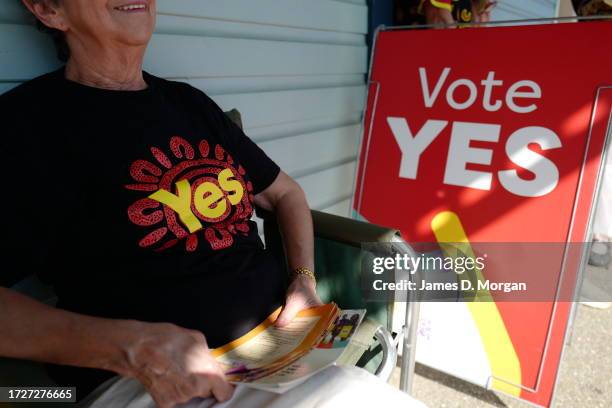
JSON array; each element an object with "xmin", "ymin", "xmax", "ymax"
[{"xmin": 224, "ymin": 108, "xmax": 244, "ymax": 130}]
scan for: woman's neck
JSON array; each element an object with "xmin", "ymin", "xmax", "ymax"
[{"xmin": 64, "ymin": 43, "xmax": 148, "ymax": 91}]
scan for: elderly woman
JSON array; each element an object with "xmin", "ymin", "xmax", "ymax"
[{"xmin": 0, "ymin": 1, "xmax": 423, "ymax": 407}]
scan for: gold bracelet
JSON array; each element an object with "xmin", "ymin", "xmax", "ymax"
[{"xmin": 291, "ymin": 267, "xmax": 316, "ymax": 285}]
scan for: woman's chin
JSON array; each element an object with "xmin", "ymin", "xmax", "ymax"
[
  {"xmin": 114, "ymin": 30, "xmax": 154, "ymax": 47},
  {"xmin": 109, "ymin": 19, "xmax": 155, "ymax": 46}
]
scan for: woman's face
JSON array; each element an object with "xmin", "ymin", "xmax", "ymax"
[{"xmin": 57, "ymin": 0, "xmax": 157, "ymax": 49}]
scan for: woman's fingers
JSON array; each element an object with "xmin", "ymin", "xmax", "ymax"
[
  {"xmin": 208, "ymin": 371, "xmax": 235, "ymax": 402},
  {"xmin": 170, "ymin": 358, "xmax": 233, "ymax": 404},
  {"xmin": 191, "ymin": 359, "xmax": 234, "ymax": 402},
  {"xmin": 276, "ymin": 277, "xmax": 323, "ymax": 327},
  {"xmin": 149, "ymin": 381, "xmax": 185, "ymax": 408},
  {"xmin": 125, "ymin": 322, "xmax": 236, "ymax": 407},
  {"xmin": 275, "ymin": 294, "xmax": 304, "ymax": 327},
  {"xmin": 148, "ymin": 369, "xmax": 233, "ymax": 407},
  {"xmin": 280, "ymin": 276, "xmax": 323, "ymax": 326}
]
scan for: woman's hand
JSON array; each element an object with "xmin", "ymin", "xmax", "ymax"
[
  {"xmin": 275, "ymin": 275, "xmax": 323, "ymax": 327},
  {"xmin": 122, "ymin": 322, "xmax": 234, "ymax": 408},
  {"xmin": 0, "ymin": 289, "xmax": 233, "ymax": 408}
]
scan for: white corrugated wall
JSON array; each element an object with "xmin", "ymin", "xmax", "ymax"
[
  {"xmin": 0, "ymin": 0, "xmax": 369, "ymax": 217},
  {"xmin": 491, "ymin": 0, "xmax": 559, "ymax": 20}
]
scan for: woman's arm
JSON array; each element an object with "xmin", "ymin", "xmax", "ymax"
[
  {"xmin": 0, "ymin": 287, "xmax": 233, "ymax": 407},
  {"xmin": 253, "ymin": 171, "xmax": 314, "ymax": 272},
  {"xmin": 253, "ymin": 171, "xmax": 323, "ymax": 326},
  {"xmin": 0, "ymin": 286, "xmax": 129, "ymax": 370}
]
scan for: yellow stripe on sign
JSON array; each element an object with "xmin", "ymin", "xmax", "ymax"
[{"xmin": 431, "ymin": 211, "xmax": 522, "ymax": 396}]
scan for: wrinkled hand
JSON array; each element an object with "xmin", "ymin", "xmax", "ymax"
[
  {"xmin": 275, "ymin": 275, "xmax": 323, "ymax": 327},
  {"xmin": 122, "ymin": 322, "xmax": 234, "ymax": 408},
  {"xmin": 423, "ymin": 1, "xmax": 455, "ymax": 27}
]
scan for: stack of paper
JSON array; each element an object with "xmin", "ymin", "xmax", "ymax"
[{"xmin": 212, "ymin": 303, "xmax": 366, "ymax": 393}]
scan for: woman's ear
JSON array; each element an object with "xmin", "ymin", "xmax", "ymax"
[{"xmin": 21, "ymin": 0, "xmax": 68, "ymax": 32}]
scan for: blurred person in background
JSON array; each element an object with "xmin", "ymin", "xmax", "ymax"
[
  {"xmin": 394, "ymin": 0, "xmax": 496, "ymax": 26},
  {"xmin": 572, "ymin": 0, "xmax": 612, "ymax": 16}
]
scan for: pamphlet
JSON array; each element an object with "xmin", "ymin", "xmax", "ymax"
[{"xmin": 211, "ymin": 303, "xmax": 366, "ymax": 393}]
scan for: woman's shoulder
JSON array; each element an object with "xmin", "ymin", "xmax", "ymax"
[
  {"xmin": 0, "ymin": 69, "xmax": 63, "ymax": 109},
  {"xmin": 146, "ymin": 72, "xmax": 216, "ymax": 107}
]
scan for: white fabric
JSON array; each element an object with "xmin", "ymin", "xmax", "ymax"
[
  {"xmin": 87, "ymin": 365, "xmax": 426, "ymax": 408},
  {"xmin": 593, "ymin": 151, "xmax": 612, "ymax": 238}
]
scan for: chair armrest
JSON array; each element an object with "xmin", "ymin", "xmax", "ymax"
[
  {"xmin": 373, "ymin": 325, "xmax": 398, "ymax": 382},
  {"xmin": 311, "ymin": 210, "xmax": 399, "ymax": 247},
  {"xmin": 256, "ymin": 207, "xmax": 400, "ymax": 246}
]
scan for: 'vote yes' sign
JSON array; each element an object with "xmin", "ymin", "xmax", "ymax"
[
  {"xmin": 353, "ymin": 22, "xmax": 611, "ymax": 407},
  {"xmin": 391, "ymin": 67, "xmax": 559, "ymax": 197}
]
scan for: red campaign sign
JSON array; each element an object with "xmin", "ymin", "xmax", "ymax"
[{"xmin": 353, "ymin": 22, "xmax": 611, "ymax": 407}]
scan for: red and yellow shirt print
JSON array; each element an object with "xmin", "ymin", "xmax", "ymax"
[{"xmin": 125, "ymin": 135, "xmax": 255, "ymax": 253}]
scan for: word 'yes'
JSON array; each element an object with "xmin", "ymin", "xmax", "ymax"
[
  {"xmin": 388, "ymin": 120, "xmax": 562, "ymax": 198},
  {"xmin": 387, "ymin": 67, "xmax": 561, "ymax": 197},
  {"xmin": 149, "ymin": 168, "xmax": 244, "ymax": 233}
]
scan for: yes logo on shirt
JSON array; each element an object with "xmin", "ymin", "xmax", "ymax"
[
  {"xmin": 148, "ymin": 169, "xmax": 244, "ymax": 233},
  {"xmin": 125, "ymin": 136, "xmax": 255, "ymax": 252}
]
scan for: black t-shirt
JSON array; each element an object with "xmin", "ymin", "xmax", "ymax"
[{"xmin": 1, "ymin": 68, "xmax": 286, "ymax": 396}]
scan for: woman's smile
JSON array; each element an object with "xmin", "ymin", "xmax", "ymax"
[{"xmin": 114, "ymin": 1, "xmax": 149, "ymax": 13}]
